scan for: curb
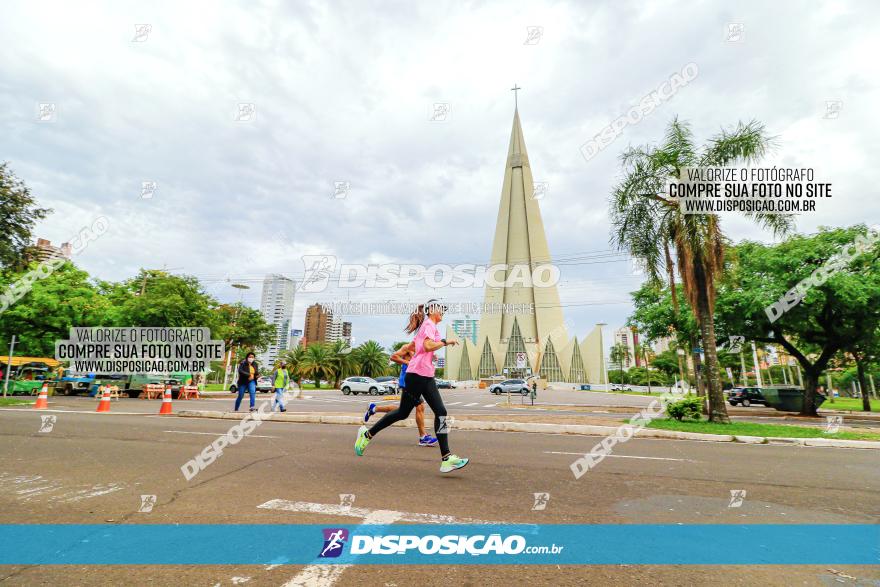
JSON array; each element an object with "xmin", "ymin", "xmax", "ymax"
[{"xmin": 176, "ymin": 410, "xmax": 880, "ymax": 449}]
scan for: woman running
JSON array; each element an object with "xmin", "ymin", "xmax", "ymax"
[
  {"xmin": 355, "ymin": 299, "xmax": 469, "ymax": 473},
  {"xmin": 363, "ymin": 341, "xmax": 437, "ymax": 446}
]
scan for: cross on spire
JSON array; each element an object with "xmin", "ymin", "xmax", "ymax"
[{"xmin": 511, "ymin": 84, "xmax": 521, "ymax": 109}]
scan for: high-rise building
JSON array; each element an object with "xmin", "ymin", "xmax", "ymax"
[
  {"xmin": 452, "ymin": 318, "xmax": 479, "ymax": 345},
  {"xmin": 445, "ymin": 106, "xmax": 603, "ymax": 383},
  {"xmin": 613, "ymin": 326, "xmax": 640, "ymax": 370},
  {"xmin": 304, "ymin": 305, "xmax": 352, "ymax": 346},
  {"xmin": 304, "ymin": 303, "xmax": 332, "ymax": 346},
  {"xmin": 31, "ymin": 238, "xmax": 72, "ymax": 263},
  {"xmin": 258, "ymin": 274, "xmax": 296, "ymax": 366}
]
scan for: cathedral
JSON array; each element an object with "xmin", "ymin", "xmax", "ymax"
[{"xmin": 445, "ymin": 108, "xmax": 606, "ymax": 384}]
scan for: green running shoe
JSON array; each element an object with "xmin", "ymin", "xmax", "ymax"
[
  {"xmin": 355, "ymin": 425, "xmax": 371, "ymax": 456},
  {"xmin": 440, "ymin": 454, "xmax": 469, "ymax": 473}
]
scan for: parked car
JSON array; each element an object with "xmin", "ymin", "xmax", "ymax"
[
  {"xmin": 727, "ymin": 387, "xmax": 768, "ymax": 407},
  {"xmin": 610, "ymin": 383, "xmax": 632, "ymax": 392},
  {"xmin": 436, "ymin": 379, "xmax": 455, "ymax": 389},
  {"xmin": 4, "ymin": 365, "xmax": 53, "ymax": 396},
  {"xmin": 374, "ymin": 376, "xmax": 398, "ymax": 392},
  {"xmin": 340, "ymin": 377, "xmax": 394, "ymax": 395},
  {"xmin": 488, "ymin": 379, "xmax": 529, "ymax": 395}
]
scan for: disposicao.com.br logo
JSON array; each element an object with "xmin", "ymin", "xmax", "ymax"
[{"xmin": 321, "ymin": 529, "xmax": 564, "ymax": 557}]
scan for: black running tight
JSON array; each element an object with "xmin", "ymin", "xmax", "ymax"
[{"xmin": 368, "ymin": 372, "xmax": 450, "ymax": 455}]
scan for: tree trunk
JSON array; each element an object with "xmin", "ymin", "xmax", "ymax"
[
  {"xmin": 695, "ymin": 294, "xmax": 729, "ymax": 423},
  {"xmin": 801, "ymin": 369, "xmax": 820, "ymax": 416},
  {"xmin": 855, "ymin": 357, "xmax": 872, "ymax": 412}
]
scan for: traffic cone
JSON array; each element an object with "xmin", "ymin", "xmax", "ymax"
[
  {"xmin": 33, "ymin": 382, "xmax": 49, "ymax": 410},
  {"xmin": 158, "ymin": 385, "xmax": 173, "ymax": 415},
  {"xmin": 96, "ymin": 386, "xmax": 112, "ymax": 413}
]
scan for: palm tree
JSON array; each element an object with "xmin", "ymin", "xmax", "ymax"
[
  {"xmin": 611, "ymin": 117, "xmax": 792, "ymax": 423},
  {"xmin": 353, "ymin": 340, "xmax": 390, "ymax": 378},
  {"xmin": 279, "ymin": 345, "xmax": 306, "ymax": 386},
  {"xmin": 609, "ymin": 343, "xmax": 631, "ymax": 383},
  {"xmin": 327, "ymin": 339, "xmax": 356, "ymax": 388},
  {"xmin": 299, "ymin": 343, "xmax": 335, "ymax": 389}
]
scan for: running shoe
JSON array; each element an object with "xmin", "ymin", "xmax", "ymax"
[
  {"xmin": 418, "ymin": 435, "xmax": 438, "ymax": 446},
  {"xmin": 440, "ymin": 454, "xmax": 469, "ymax": 473},
  {"xmin": 354, "ymin": 425, "xmax": 371, "ymax": 456},
  {"xmin": 364, "ymin": 402, "xmax": 376, "ymax": 423}
]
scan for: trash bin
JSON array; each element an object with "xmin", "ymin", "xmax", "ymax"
[{"xmin": 580, "ymin": 384, "xmax": 591, "ymax": 391}]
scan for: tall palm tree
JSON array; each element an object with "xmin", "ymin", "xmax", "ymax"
[
  {"xmin": 299, "ymin": 343, "xmax": 335, "ymax": 389},
  {"xmin": 327, "ymin": 339, "xmax": 356, "ymax": 388},
  {"xmin": 279, "ymin": 344, "xmax": 306, "ymax": 386},
  {"xmin": 353, "ymin": 340, "xmax": 390, "ymax": 378},
  {"xmin": 611, "ymin": 117, "xmax": 792, "ymax": 423}
]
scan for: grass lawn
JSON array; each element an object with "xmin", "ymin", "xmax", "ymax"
[
  {"xmin": 647, "ymin": 418, "xmax": 880, "ymax": 441},
  {"xmin": 0, "ymin": 397, "xmax": 34, "ymax": 406},
  {"xmin": 822, "ymin": 397, "xmax": 878, "ymax": 412}
]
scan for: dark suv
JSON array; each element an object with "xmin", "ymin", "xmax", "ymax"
[{"xmin": 727, "ymin": 387, "xmax": 767, "ymax": 407}]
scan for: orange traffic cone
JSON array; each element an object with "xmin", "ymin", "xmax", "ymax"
[
  {"xmin": 96, "ymin": 386, "xmax": 112, "ymax": 413},
  {"xmin": 158, "ymin": 386, "xmax": 173, "ymax": 415},
  {"xmin": 33, "ymin": 382, "xmax": 49, "ymax": 410}
]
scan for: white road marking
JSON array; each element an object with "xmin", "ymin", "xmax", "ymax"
[
  {"xmin": 281, "ymin": 509, "xmax": 402, "ymax": 587},
  {"xmin": 163, "ymin": 430, "xmax": 277, "ymax": 439},
  {"xmin": 483, "ymin": 403, "xmax": 497, "ymax": 407},
  {"xmin": 0, "ymin": 408, "xmax": 146, "ymax": 415},
  {"xmin": 445, "ymin": 401, "xmax": 461, "ymax": 405},
  {"xmin": 257, "ymin": 500, "xmax": 507, "ymax": 525},
  {"xmin": 463, "ymin": 402, "xmax": 480, "ymax": 407},
  {"xmin": 543, "ymin": 450, "xmax": 694, "ymax": 462}
]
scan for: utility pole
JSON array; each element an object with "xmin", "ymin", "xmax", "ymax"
[
  {"xmin": 751, "ymin": 341, "xmax": 763, "ymax": 387},
  {"xmin": 739, "ymin": 350, "xmax": 748, "ymax": 386},
  {"xmin": 3, "ymin": 336, "xmax": 16, "ymax": 397}
]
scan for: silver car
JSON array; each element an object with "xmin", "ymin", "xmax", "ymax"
[
  {"xmin": 340, "ymin": 377, "xmax": 394, "ymax": 396},
  {"xmin": 488, "ymin": 379, "xmax": 529, "ymax": 395}
]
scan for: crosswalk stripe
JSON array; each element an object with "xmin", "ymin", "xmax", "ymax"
[
  {"xmin": 484, "ymin": 404, "xmax": 497, "ymax": 407},
  {"xmin": 446, "ymin": 402, "xmax": 461, "ymax": 405},
  {"xmin": 463, "ymin": 402, "xmax": 479, "ymax": 407}
]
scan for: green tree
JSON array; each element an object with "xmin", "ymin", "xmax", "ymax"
[
  {"xmin": 211, "ymin": 303, "xmax": 276, "ymax": 355},
  {"xmin": 0, "ymin": 163, "xmax": 52, "ymax": 269},
  {"xmin": 714, "ymin": 226, "xmax": 880, "ymax": 415},
  {"xmin": 300, "ymin": 343, "xmax": 335, "ymax": 389},
  {"xmin": 609, "ymin": 343, "xmax": 631, "ymax": 382},
  {"xmin": 352, "ymin": 340, "xmax": 389, "ymax": 378},
  {"xmin": 610, "ymin": 117, "xmax": 793, "ymax": 422},
  {"xmin": 0, "ymin": 262, "xmax": 111, "ymax": 356},
  {"xmin": 279, "ymin": 344, "xmax": 306, "ymax": 386},
  {"xmin": 111, "ymin": 270, "xmax": 217, "ymax": 328}
]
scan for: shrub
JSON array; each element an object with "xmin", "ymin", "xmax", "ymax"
[{"xmin": 665, "ymin": 396, "xmax": 703, "ymax": 421}]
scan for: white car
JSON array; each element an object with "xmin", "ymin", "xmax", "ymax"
[{"xmin": 340, "ymin": 377, "xmax": 394, "ymax": 395}]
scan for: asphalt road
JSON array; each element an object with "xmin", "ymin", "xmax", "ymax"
[{"xmin": 0, "ymin": 401, "xmax": 878, "ymax": 586}]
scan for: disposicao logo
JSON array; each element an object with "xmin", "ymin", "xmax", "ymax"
[{"xmin": 319, "ymin": 528, "xmax": 349, "ymax": 558}]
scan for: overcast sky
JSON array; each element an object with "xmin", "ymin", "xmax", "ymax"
[{"xmin": 2, "ymin": 0, "xmax": 878, "ymax": 350}]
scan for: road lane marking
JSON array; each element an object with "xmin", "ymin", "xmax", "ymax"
[
  {"xmin": 543, "ymin": 450, "xmax": 694, "ymax": 462},
  {"xmin": 163, "ymin": 430, "xmax": 278, "ymax": 439},
  {"xmin": 446, "ymin": 402, "xmax": 461, "ymax": 405},
  {"xmin": 257, "ymin": 500, "xmax": 510, "ymax": 525},
  {"xmin": 281, "ymin": 509, "xmax": 401, "ymax": 587},
  {"xmin": 463, "ymin": 402, "xmax": 480, "ymax": 407},
  {"xmin": 484, "ymin": 403, "xmax": 497, "ymax": 407},
  {"xmin": 261, "ymin": 501, "xmax": 526, "ymax": 587}
]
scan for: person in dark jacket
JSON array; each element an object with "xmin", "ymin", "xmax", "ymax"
[{"xmin": 235, "ymin": 352, "xmax": 260, "ymax": 412}]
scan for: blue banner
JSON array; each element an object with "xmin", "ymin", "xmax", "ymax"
[{"xmin": 0, "ymin": 524, "xmax": 876, "ymax": 565}]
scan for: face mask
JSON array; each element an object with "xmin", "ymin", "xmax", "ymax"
[{"xmin": 247, "ymin": 358, "xmax": 254, "ymax": 363}]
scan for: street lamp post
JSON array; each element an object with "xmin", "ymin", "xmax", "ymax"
[
  {"xmin": 3, "ymin": 335, "xmax": 16, "ymax": 397},
  {"xmin": 222, "ymin": 283, "xmax": 251, "ymax": 391},
  {"xmin": 597, "ymin": 323, "xmax": 608, "ymax": 391}
]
